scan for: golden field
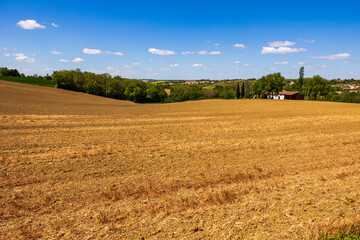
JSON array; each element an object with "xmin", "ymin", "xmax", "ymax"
[{"xmin": 1, "ymin": 80, "xmax": 360, "ymax": 239}]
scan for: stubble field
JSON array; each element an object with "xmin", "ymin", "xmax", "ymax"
[{"xmin": 1, "ymin": 80, "xmax": 360, "ymax": 239}]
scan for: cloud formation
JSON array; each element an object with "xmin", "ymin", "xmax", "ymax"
[
  {"xmin": 182, "ymin": 51, "xmax": 220, "ymax": 55},
  {"xmin": 13, "ymin": 53, "xmax": 36, "ymax": 63},
  {"xmin": 72, "ymin": 58, "xmax": 84, "ymax": 62},
  {"xmin": 83, "ymin": 48, "xmax": 123, "ymax": 56},
  {"xmin": 274, "ymin": 61, "xmax": 289, "ymax": 64},
  {"xmin": 52, "ymin": 22, "xmax": 59, "ymax": 27},
  {"xmin": 233, "ymin": 43, "xmax": 246, "ymax": 49},
  {"xmin": 148, "ymin": 48, "xmax": 175, "ymax": 55},
  {"xmin": 170, "ymin": 64, "xmax": 180, "ymax": 67},
  {"xmin": 192, "ymin": 64, "xmax": 203, "ymax": 67},
  {"xmin": 59, "ymin": 59, "xmax": 70, "ymax": 62},
  {"xmin": 16, "ymin": 20, "xmax": 45, "ymax": 30},
  {"xmin": 50, "ymin": 50, "xmax": 62, "ymax": 55},
  {"xmin": 309, "ymin": 53, "xmax": 350, "ymax": 60},
  {"xmin": 83, "ymin": 48, "xmax": 102, "ymax": 54},
  {"xmin": 268, "ymin": 41, "xmax": 295, "ymax": 47},
  {"xmin": 261, "ymin": 47, "xmax": 307, "ymax": 54}
]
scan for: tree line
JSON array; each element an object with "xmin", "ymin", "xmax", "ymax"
[
  {"xmin": 52, "ymin": 69, "xmax": 167, "ymax": 103},
  {"xmin": 2, "ymin": 66, "xmax": 360, "ymax": 104}
]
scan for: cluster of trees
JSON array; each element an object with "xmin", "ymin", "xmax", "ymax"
[
  {"xmin": 251, "ymin": 73, "xmax": 284, "ymax": 98},
  {"xmin": 52, "ymin": 69, "xmax": 167, "ymax": 103},
  {"xmin": 167, "ymin": 81, "xmax": 252, "ymax": 102},
  {"xmin": 250, "ymin": 73, "xmax": 342, "ymax": 102},
  {"xmin": 0, "ymin": 67, "xmax": 52, "ymax": 80},
  {"xmin": 0, "ymin": 67, "xmax": 21, "ymax": 77}
]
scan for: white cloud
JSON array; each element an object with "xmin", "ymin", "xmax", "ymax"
[
  {"xmin": 234, "ymin": 61, "xmax": 241, "ymax": 63},
  {"xmin": 214, "ymin": 43, "xmax": 220, "ymax": 46},
  {"xmin": 50, "ymin": 50, "xmax": 62, "ymax": 55},
  {"xmin": 83, "ymin": 48, "xmax": 123, "ymax": 56},
  {"xmin": 59, "ymin": 59, "xmax": 70, "ymax": 62},
  {"xmin": 170, "ymin": 64, "xmax": 180, "ymax": 67},
  {"xmin": 208, "ymin": 51, "xmax": 221, "ymax": 55},
  {"xmin": 3, "ymin": 53, "xmax": 10, "ymax": 56},
  {"xmin": 148, "ymin": 48, "xmax": 175, "ymax": 55},
  {"xmin": 268, "ymin": 41, "xmax": 295, "ymax": 47},
  {"xmin": 123, "ymin": 65, "xmax": 132, "ymax": 69},
  {"xmin": 13, "ymin": 53, "xmax": 36, "ymax": 63},
  {"xmin": 274, "ymin": 61, "xmax": 289, "ymax": 65},
  {"xmin": 199, "ymin": 51, "xmax": 221, "ymax": 55},
  {"xmin": 192, "ymin": 64, "xmax": 203, "ymax": 67},
  {"xmin": 52, "ymin": 22, "xmax": 59, "ymax": 27},
  {"xmin": 303, "ymin": 39, "xmax": 315, "ymax": 43},
  {"xmin": 103, "ymin": 51, "xmax": 123, "ymax": 55},
  {"xmin": 320, "ymin": 64, "xmax": 328, "ymax": 68},
  {"xmin": 233, "ymin": 43, "xmax": 246, "ymax": 49},
  {"xmin": 72, "ymin": 57, "xmax": 84, "ymax": 62},
  {"xmin": 309, "ymin": 53, "xmax": 350, "ymax": 60},
  {"xmin": 83, "ymin": 48, "xmax": 102, "ymax": 54},
  {"xmin": 182, "ymin": 51, "xmax": 195, "ymax": 55},
  {"xmin": 16, "ymin": 20, "xmax": 45, "ymax": 30},
  {"xmin": 198, "ymin": 51, "xmax": 208, "ymax": 55},
  {"xmin": 3, "ymin": 47, "xmax": 7, "ymax": 50},
  {"xmin": 298, "ymin": 62, "xmax": 305, "ymax": 65},
  {"xmin": 182, "ymin": 50, "xmax": 220, "ymax": 55},
  {"xmin": 243, "ymin": 64, "xmax": 251, "ymax": 67},
  {"xmin": 261, "ymin": 47, "xmax": 307, "ymax": 54}
]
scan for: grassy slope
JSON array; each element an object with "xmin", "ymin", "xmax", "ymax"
[
  {"xmin": 0, "ymin": 75, "xmax": 55, "ymax": 87},
  {"xmin": 1, "ymin": 80, "xmax": 360, "ymax": 239}
]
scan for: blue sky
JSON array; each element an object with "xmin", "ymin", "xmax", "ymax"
[{"xmin": 0, "ymin": 0, "xmax": 359, "ymax": 80}]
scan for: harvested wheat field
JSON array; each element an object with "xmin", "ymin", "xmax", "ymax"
[{"xmin": 1, "ymin": 80, "xmax": 360, "ymax": 239}]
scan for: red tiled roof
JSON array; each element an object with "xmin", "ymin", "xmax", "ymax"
[{"xmin": 279, "ymin": 90, "xmax": 299, "ymax": 96}]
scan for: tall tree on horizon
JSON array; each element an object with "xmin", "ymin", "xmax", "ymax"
[
  {"xmin": 297, "ymin": 66, "xmax": 304, "ymax": 91},
  {"xmin": 241, "ymin": 82, "xmax": 245, "ymax": 98},
  {"xmin": 236, "ymin": 82, "xmax": 240, "ymax": 99}
]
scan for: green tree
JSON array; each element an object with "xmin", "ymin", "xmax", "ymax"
[
  {"xmin": 304, "ymin": 75, "xmax": 329, "ymax": 100},
  {"xmin": 297, "ymin": 66, "xmax": 304, "ymax": 91},
  {"xmin": 251, "ymin": 73, "xmax": 284, "ymax": 98},
  {"xmin": 0, "ymin": 67, "xmax": 9, "ymax": 76},
  {"xmin": 146, "ymin": 85, "xmax": 167, "ymax": 102},
  {"xmin": 251, "ymin": 80, "xmax": 263, "ymax": 98},
  {"xmin": 241, "ymin": 82, "xmax": 245, "ymax": 98},
  {"xmin": 170, "ymin": 85, "xmax": 192, "ymax": 102},
  {"xmin": 236, "ymin": 83, "xmax": 240, "ymax": 99},
  {"xmin": 124, "ymin": 82, "xmax": 147, "ymax": 103}
]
